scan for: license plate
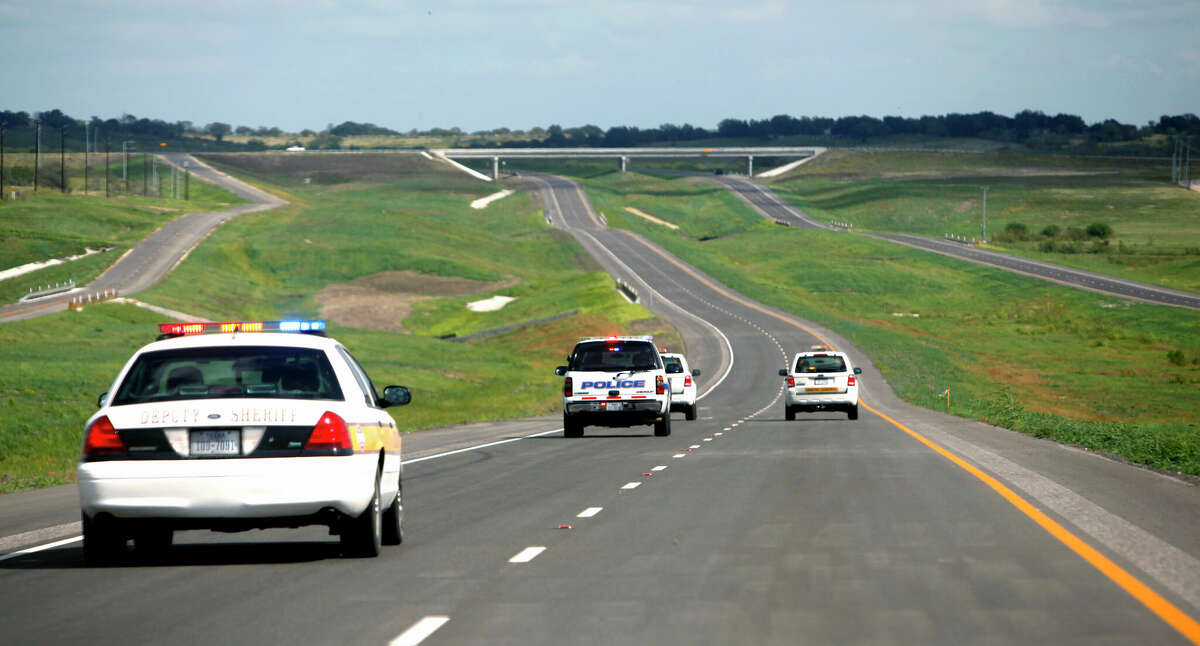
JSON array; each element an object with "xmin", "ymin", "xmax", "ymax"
[
  {"xmin": 190, "ymin": 430, "xmax": 240, "ymax": 456},
  {"xmin": 805, "ymin": 387, "xmax": 839, "ymax": 393},
  {"xmin": 605, "ymin": 402, "xmax": 624, "ymax": 411}
]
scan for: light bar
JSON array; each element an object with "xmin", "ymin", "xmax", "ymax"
[{"xmin": 158, "ymin": 320, "xmax": 326, "ymax": 336}]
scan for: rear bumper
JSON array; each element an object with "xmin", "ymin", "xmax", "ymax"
[
  {"xmin": 785, "ymin": 389, "xmax": 858, "ymax": 408},
  {"xmin": 78, "ymin": 455, "xmax": 382, "ymax": 522},
  {"xmin": 565, "ymin": 399, "xmax": 666, "ymax": 427}
]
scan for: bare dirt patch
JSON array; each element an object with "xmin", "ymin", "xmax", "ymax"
[{"xmin": 316, "ymin": 270, "xmax": 518, "ymax": 333}]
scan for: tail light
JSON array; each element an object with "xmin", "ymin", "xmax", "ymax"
[
  {"xmin": 848, "ymin": 374, "xmax": 856, "ymax": 386},
  {"xmin": 786, "ymin": 375, "xmax": 795, "ymax": 388},
  {"xmin": 304, "ymin": 412, "xmax": 352, "ymax": 451},
  {"xmin": 655, "ymin": 375, "xmax": 665, "ymax": 395},
  {"xmin": 83, "ymin": 416, "xmax": 125, "ymax": 456},
  {"xmin": 563, "ymin": 377, "xmax": 573, "ymax": 398},
  {"xmin": 684, "ymin": 376, "xmax": 693, "ymax": 387}
]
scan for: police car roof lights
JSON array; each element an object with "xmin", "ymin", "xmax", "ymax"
[{"xmin": 157, "ymin": 320, "xmax": 327, "ymax": 338}]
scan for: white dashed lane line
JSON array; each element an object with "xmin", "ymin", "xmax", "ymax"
[
  {"xmin": 621, "ymin": 482, "xmax": 641, "ymax": 490},
  {"xmin": 651, "ymin": 465, "xmax": 668, "ymax": 471},
  {"xmin": 389, "ymin": 616, "xmax": 451, "ymax": 646},
  {"xmin": 508, "ymin": 547, "xmax": 547, "ymax": 563},
  {"xmin": 673, "ymin": 453, "xmax": 687, "ymax": 458},
  {"xmin": 577, "ymin": 507, "xmax": 603, "ymax": 518}
]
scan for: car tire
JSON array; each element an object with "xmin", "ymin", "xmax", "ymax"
[
  {"xmin": 382, "ymin": 473, "xmax": 404, "ymax": 546},
  {"xmin": 785, "ymin": 406, "xmax": 796, "ymax": 421},
  {"xmin": 685, "ymin": 404, "xmax": 697, "ymax": 421},
  {"xmin": 654, "ymin": 414, "xmax": 671, "ymax": 437},
  {"xmin": 132, "ymin": 525, "xmax": 173, "ymax": 559},
  {"xmin": 564, "ymin": 415, "xmax": 583, "ymax": 438},
  {"xmin": 848, "ymin": 404, "xmax": 859, "ymax": 421},
  {"xmin": 342, "ymin": 468, "xmax": 382, "ymax": 558},
  {"xmin": 82, "ymin": 512, "xmax": 125, "ymax": 565}
]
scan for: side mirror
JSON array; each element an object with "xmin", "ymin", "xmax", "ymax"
[
  {"xmin": 555, "ymin": 366, "xmax": 567, "ymax": 376},
  {"xmin": 691, "ymin": 369, "xmax": 701, "ymax": 377},
  {"xmin": 854, "ymin": 367, "xmax": 862, "ymax": 374},
  {"xmin": 97, "ymin": 392, "xmax": 108, "ymax": 408},
  {"xmin": 778, "ymin": 369, "xmax": 788, "ymax": 377},
  {"xmin": 381, "ymin": 385, "xmax": 412, "ymax": 407}
]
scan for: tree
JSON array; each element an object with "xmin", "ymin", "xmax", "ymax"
[{"xmin": 205, "ymin": 122, "xmax": 232, "ymax": 142}]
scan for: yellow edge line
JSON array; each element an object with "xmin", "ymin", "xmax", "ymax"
[{"xmin": 620, "ymin": 230, "xmax": 1200, "ymax": 643}]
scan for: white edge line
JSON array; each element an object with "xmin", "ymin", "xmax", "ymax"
[
  {"xmin": 401, "ymin": 428, "xmax": 562, "ymax": 465},
  {"xmin": 389, "ymin": 615, "xmax": 450, "ymax": 646},
  {"xmin": 509, "ymin": 546, "xmax": 546, "ymax": 563},
  {"xmin": 0, "ymin": 536, "xmax": 82, "ymax": 562}
]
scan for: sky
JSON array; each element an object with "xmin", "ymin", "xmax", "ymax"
[{"xmin": 1, "ymin": 0, "xmax": 1197, "ymax": 134}]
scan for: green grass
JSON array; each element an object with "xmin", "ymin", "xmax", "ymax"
[
  {"xmin": 575, "ymin": 170, "xmax": 1200, "ymax": 475},
  {"xmin": 769, "ymin": 150, "xmax": 1200, "ymax": 292}
]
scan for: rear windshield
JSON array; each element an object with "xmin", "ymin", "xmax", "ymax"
[
  {"xmin": 795, "ymin": 355, "xmax": 847, "ymax": 373},
  {"xmin": 570, "ymin": 341, "xmax": 661, "ymax": 372},
  {"xmin": 112, "ymin": 346, "xmax": 344, "ymax": 405},
  {"xmin": 662, "ymin": 356, "xmax": 684, "ymax": 374}
]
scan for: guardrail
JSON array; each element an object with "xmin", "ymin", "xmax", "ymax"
[
  {"xmin": 445, "ymin": 310, "xmax": 580, "ymax": 343},
  {"xmin": 67, "ymin": 288, "xmax": 119, "ymax": 310},
  {"xmin": 944, "ymin": 233, "xmax": 982, "ymax": 245},
  {"xmin": 829, "ymin": 221, "xmax": 854, "ymax": 231},
  {"xmin": 19, "ymin": 280, "xmax": 76, "ymax": 302}
]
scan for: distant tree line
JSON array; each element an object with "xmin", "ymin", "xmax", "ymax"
[{"xmin": 2, "ymin": 108, "xmax": 1197, "ymax": 154}]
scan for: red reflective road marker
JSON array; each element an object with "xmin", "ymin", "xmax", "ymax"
[{"xmin": 558, "ymin": 524, "xmax": 572, "ymax": 530}]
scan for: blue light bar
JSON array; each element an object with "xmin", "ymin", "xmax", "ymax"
[{"xmin": 278, "ymin": 320, "xmax": 326, "ymax": 332}]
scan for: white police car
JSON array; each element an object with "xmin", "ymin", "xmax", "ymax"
[
  {"xmin": 555, "ymin": 336, "xmax": 671, "ymax": 437},
  {"xmin": 779, "ymin": 347, "xmax": 861, "ymax": 421},
  {"xmin": 77, "ymin": 320, "xmax": 411, "ymax": 562},
  {"xmin": 660, "ymin": 351, "xmax": 700, "ymax": 420}
]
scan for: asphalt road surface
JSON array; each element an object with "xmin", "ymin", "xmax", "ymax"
[
  {"xmin": 2, "ymin": 171, "xmax": 1199, "ymax": 645},
  {"xmin": 0, "ymin": 154, "xmax": 286, "ymax": 323},
  {"xmin": 708, "ymin": 173, "xmax": 1200, "ymax": 310}
]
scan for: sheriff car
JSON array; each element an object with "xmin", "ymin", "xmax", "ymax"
[
  {"xmin": 660, "ymin": 350, "xmax": 700, "ymax": 421},
  {"xmin": 778, "ymin": 346, "xmax": 861, "ymax": 421},
  {"xmin": 555, "ymin": 336, "xmax": 672, "ymax": 437},
  {"xmin": 77, "ymin": 320, "xmax": 411, "ymax": 563}
]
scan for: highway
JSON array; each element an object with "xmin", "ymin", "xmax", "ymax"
[
  {"xmin": 1, "ymin": 171, "xmax": 1199, "ymax": 644},
  {"xmin": 709, "ymin": 173, "xmax": 1200, "ymax": 310}
]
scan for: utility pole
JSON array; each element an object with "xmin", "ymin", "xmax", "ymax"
[
  {"xmin": 105, "ymin": 141, "xmax": 110, "ymax": 198},
  {"xmin": 184, "ymin": 162, "xmax": 190, "ymax": 200},
  {"xmin": 142, "ymin": 153, "xmax": 148, "ymax": 196},
  {"xmin": 60, "ymin": 126, "xmax": 67, "ymax": 194},
  {"xmin": 33, "ymin": 119, "xmax": 40, "ymax": 193},
  {"xmin": 1, "ymin": 122, "xmax": 5, "ymax": 202},
  {"xmin": 84, "ymin": 122, "xmax": 89, "ymax": 195},
  {"xmin": 1172, "ymin": 137, "xmax": 1180, "ymax": 184},
  {"xmin": 981, "ymin": 186, "xmax": 988, "ymax": 241},
  {"xmin": 122, "ymin": 140, "xmax": 134, "ymax": 193}
]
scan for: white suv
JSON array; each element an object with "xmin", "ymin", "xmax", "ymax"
[
  {"xmin": 555, "ymin": 336, "xmax": 672, "ymax": 437},
  {"xmin": 779, "ymin": 347, "xmax": 861, "ymax": 421},
  {"xmin": 78, "ymin": 320, "xmax": 411, "ymax": 562},
  {"xmin": 660, "ymin": 351, "xmax": 700, "ymax": 420}
]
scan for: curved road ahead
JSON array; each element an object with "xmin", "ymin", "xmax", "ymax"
[
  {"xmin": 1, "ymin": 171, "xmax": 1199, "ymax": 645},
  {"xmin": 710, "ymin": 174, "xmax": 1200, "ymax": 310},
  {"xmin": 0, "ymin": 153, "xmax": 286, "ymax": 323}
]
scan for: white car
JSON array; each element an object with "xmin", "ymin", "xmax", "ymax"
[
  {"xmin": 77, "ymin": 320, "xmax": 411, "ymax": 563},
  {"xmin": 660, "ymin": 351, "xmax": 700, "ymax": 420},
  {"xmin": 555, "ymin": 336, "xmax": 672, "ymax": 437},
  {"xmin": 779, "ymin": 347, "xmax": 861, "ymax": 421}
]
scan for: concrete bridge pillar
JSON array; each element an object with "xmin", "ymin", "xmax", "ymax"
[
  {"xmin": 746, "ymin": 155, "xmax": 754, "ymax": 177},
  {"xmin": 619, "ymin": 156, "xmax": 628, "ymax": 172},
  {"xmin": 492, "ymin": 156, "xmax": 500, "ymax": 180}
]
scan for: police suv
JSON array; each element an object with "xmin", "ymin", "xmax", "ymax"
[
  {"xmin": 77, "ymin": 320, "xmax": 411, "ymax": 562},
  {"xmin": 555, "ymin": 336, "xmax": 672, "ymax": 437},
  {"xmin": 779, "ymin": 346, "xmax": 862, "ymax": 421}
]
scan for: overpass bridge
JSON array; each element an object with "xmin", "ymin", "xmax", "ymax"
[{"xmin": 431, "ymin": 146, "xmax": 826, "ymax": 179}]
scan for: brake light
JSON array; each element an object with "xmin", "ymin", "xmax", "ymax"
[
  {"xmin": 83, "ymin": 416, "xmax": 125, "ymax": 456},
  {"xmin": 786, "ymin": 375, "xmax": 795, "ymax": 388},
  {"xmin": 684, "ymin": 376, "xmax": 693, "ymax": 387},
  {"xmin": 304, "ymin": 412, "xmax": 352, "ymax": 451},
  {"xmin": 656, "ymin": 375, "xmax": 665, "ymax": 395},
  {"xmin": 563, "ymin": 377, "xmax": 573, "ymax": 398},
  {"xmin": 848, "ymin": 374, "xmax": 856, "ymax": 386}
]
